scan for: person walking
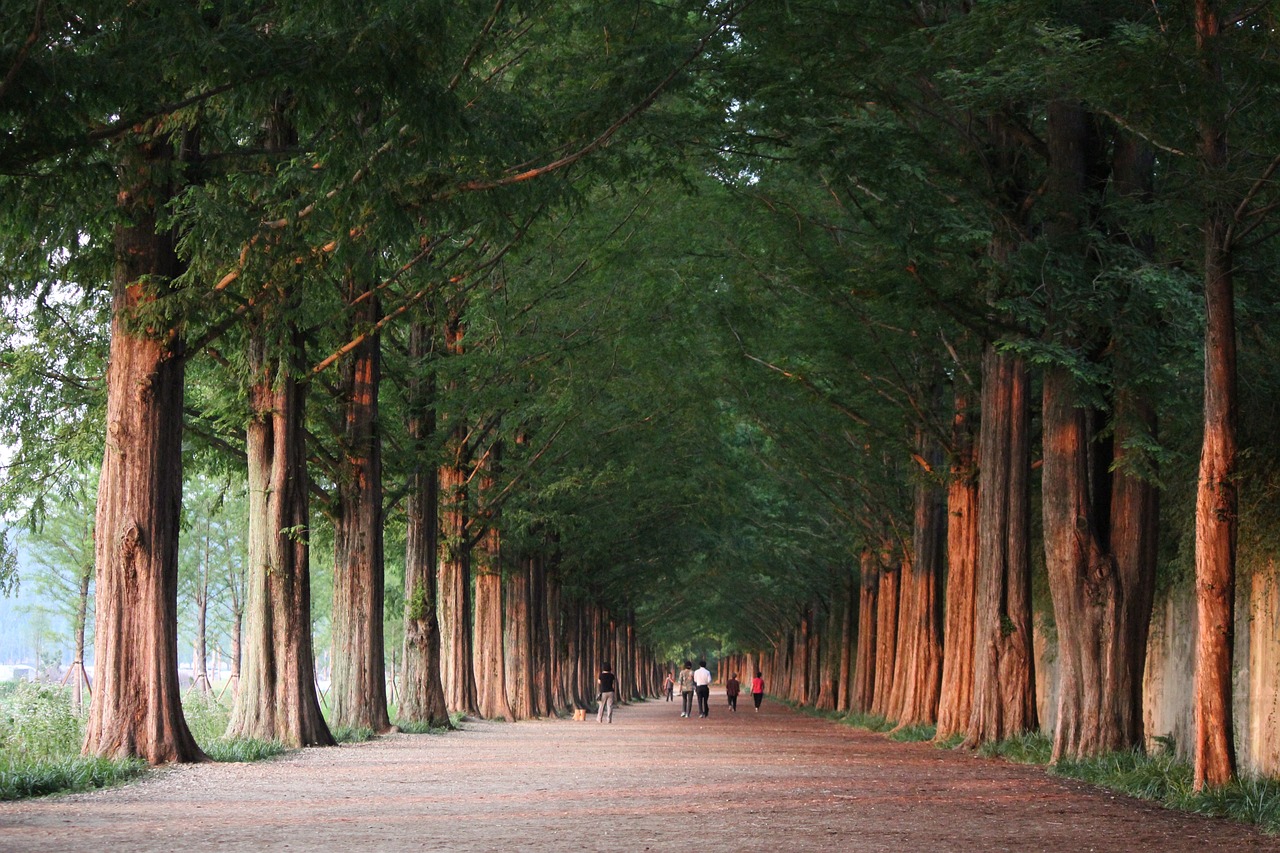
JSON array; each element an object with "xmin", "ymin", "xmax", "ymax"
[
  {"xmin": 663, "ymin": 671, "xmax": 675, "ymax": 702},
  {"xmin": 751, "ymin": 671, "xmax": 765, "ymax": 712},
  {"xmin": 725, "ymin": 672, "xmax": 741, "ymax": 712},
  {"xmin": 597, "ymin": 663, "xmax": 618, "ymax": 723},
  {"xmin": 693, "ymin": 660, "xmax": 712, "ymax": 718},
  {"xmin": 678, "ymin": 661, "xmax": 696, "ymax": 718}
]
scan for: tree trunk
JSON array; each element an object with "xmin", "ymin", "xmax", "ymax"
[
  {"xmin": 399, "ymin": 321, "xmax": 452, "ymax": 728},
  {"xmin": 84, "ymin": 137, "xmax": 205, "ymax": 765},
  {"xmin": 72, "ymin": 568, "xmax": 90, "ymax": 714},
  {"xmin": 869, "ymin": 548, "xmax": 899, "ymax": 719},
  {"xmin": 964, "ymin": 346, "xmax": 1037, "ymax": 747},
  {"xmin": 473, "ymin": 448, "xmax": 513, "ymax": 721},
  {"xmin": 1192, "ymin": 0, "xmax": 1237, "ymax": 791},
  {"xmin": 852, "ymin": 549, "xmax": 878, "ymax": 713},
  {"xmin": 329, "ymin": 281, "xmax": 391, "ymax": 733},
  {"xmin": 437, "ymin": 306, "xmax": 478, "ymax": 716},
  {"xmin": 227, "ymin": 332, "xmax": 334, "ymax": 748},
  {"xmin": 504, "ymin": 554, "xmax": 535, "ymax": 719},
  {"xmin": 837, "ymin": 570, "xmax": 855, "ymax": 712},
  {"xmin": 936, "ymin": 388, "xmax": 978, "ymax": 740},
  {"xmin": 889, "ymin": 435, "xmax": 945, "ymax": 729}
]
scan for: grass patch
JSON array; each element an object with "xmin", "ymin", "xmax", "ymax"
[
  {"xmin": 331, "ymin": 726, "xmax": 377, "ymax": 744},
  {"xmin": 395, "ymin": 719, "xmax": 452, "ymax": 734},
  {"xmin": 934, "ymin": 732, "xmax": 965, "ymax": 750},
  {"xmin": 888, "ymin": 723, "xmax": 937, "ymax": 743},
  {"xmin": 1053, "ymin": 748, "xmax": 1280, "ymax": 834},
  {"xmin": 977, "ymin": 731, "xmax": 1052, "ymax": 765},
  {"xmin": 0, "ymin": 755, "xmax": 147, "ymax": 801},
  {"xmin": 837, "ymin": 711, "xmax": 894, "ymax": 732},
  {"xmin": 202, "ymin": 738, "xmax": 288, "ymax": 763}
]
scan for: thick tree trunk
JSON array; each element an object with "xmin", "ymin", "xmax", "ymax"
[
  {"xmin": 869, "ymin": 549, "xmax": 899, "ymax": 719},
  {"xmin": 852, "ymin": 550, "xmax": 878, "ymax": 713},
  {"xmin": 399, "ymin": 321, "xmax": 452, "ymax": 728},
  {"xmin": 329, "ymin": 282, "xmax": 391, "ymax": 733},
  {"xmin": 84, "ymin": 138, "xmax": 204, "ymax": 765},
  {"xmin": 437, "ymin": 306, "xmax": 478, "ymax": 716},
  {"xmin": 888, "ymin": 433, "xmax": 945, "ymax": 729},
  {"xmin": 473, "ymin": 451, "xmax": 513, "ymax": 721},
  {"xmin": 1192, "ymin": 0, "xmax": 1237, "ymax": 791},
  {"xmin": 964, "ymin": 346, "xmax": 1037, "ymax": 748},
  {"xmin": 936, "ymin": 389, "xmax": 978, "ymax": 740},
  {"xmin": 503, "ymin": 554, "xmax": 534, "ymax": 719},
  {"xmin": 227, "ymin": 335, "xmax": 334, "ymax": 748},
  {"xmin": 837, "ymin": 570, "xmax": 855, "ymax": 712}
]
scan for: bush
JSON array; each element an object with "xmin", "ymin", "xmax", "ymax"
[{"xmin": 0, "ymin": 682, "xmax": 83, "ymax": 761}]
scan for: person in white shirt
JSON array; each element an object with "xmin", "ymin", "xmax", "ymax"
[{"xmin": 693, "ymin": 660, "xmax": 712, "ymax": 718}]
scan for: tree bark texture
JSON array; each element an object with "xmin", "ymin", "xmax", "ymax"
[
  {"xmin": 84, "ymin": 137, "xmax": 205, "ymax": 764},
  {"xmin": 936, "ymin": 389, "xmax": 978, "ymax": 740},
  {"xmin": 852, "ymin": 549, "xmax": 879, "ymax": 713},
  {"xmin": 399, "ymin": 321, "xmax": 452, "ymax": 728},
  {"xmin": 965, "ymin": 346, "xmax": 1037, "ymax": 748},
  {"xmin": 888, "ymin": 435, "xmax": 945, "ymax": 729},
  {"xmin": 1192, "ymin": 0, "xmax": 1238, "ymax": 790},
  {"xmin": 228, "ymin": 335, "xmax": 333, "ymax": 748},
  {"xmin": 869, "ymin": 549, "xmax": 899, "ymax": 719},
  {"xmin": 329, "ymin": 283, "xmax": 391, "ymax": 733},
  {"xmin": 437, "ymin": 307, "xmax": 478, "ymax": 716},
  {"xmin": 473, "ymin": 449, "xmax": 513, "ymax": 722}
]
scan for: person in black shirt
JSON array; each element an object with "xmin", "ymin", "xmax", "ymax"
[{"xmin": 597, "ymin": 664, "xmax": 618, "ymax": 723}]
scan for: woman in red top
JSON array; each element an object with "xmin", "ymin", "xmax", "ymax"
[{"xmin": 750, "ymin": 671, "xmax": 764, "ymax": 712}]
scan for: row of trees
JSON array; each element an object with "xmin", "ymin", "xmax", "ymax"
[{"xmin": 3, "ymin": 0, "xmax": 1280, "ymax": 795}]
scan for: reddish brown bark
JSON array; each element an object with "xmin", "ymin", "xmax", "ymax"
[
  {"xmin": 887, "ymin": 433, "xmax": 945, "ymax": 729},
  {"xmin": 1192, "ymin": 0, "xmax": 1238, "ymax": 791},
  {"xmin": 964, "ymin": 346, "xmax": 1037, "ymax": 748},
  {"xmin": 437, "ymin": 306, "xmax": 478, "ymax": 716},
  {"xmin": 852, "ymin": 549, "xmax": 879, "ymax": 713},
  {"xmin": 399, "ymin": 322, "xmax": 452, "ymax": 728},
  {"xmin": 936, "ymin": 389, "xmax": 978, "ymax": 740},
  {"xmin": 837, "ymin": 570, "xmax": 855, "ymax": 712},
  {"xmin": 504, "ymin": 554, "xmax": 536, "ymax": 719},
  {"xmin": 85, "ymin": 137, "xmax": 204, "ymax": 764},
  {"xmin": 869, "ymin": 548, "xmax": 899, "ymax": 719},
  {"xmin": 473, "ymin": 448, "xmax": 513, "ymax": 722},
  {"xmin": 228, "ymin": 337, "xmax": 334, "ymax": 748},
  {"xmin": 1039, "ymin": 102, "xmax": 1160, "ymax": 763},
  {"xmin": 329, "ymin": 282, "xmax": 391, "ymax": 733}
]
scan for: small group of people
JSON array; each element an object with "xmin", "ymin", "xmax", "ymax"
[
  {"xmin": 597, "ymin": 659, "xmax": 766, "ymax": 724},
  {"xmin": 662, "ymin": 661, "xmax": 764, "ymax": 719}
]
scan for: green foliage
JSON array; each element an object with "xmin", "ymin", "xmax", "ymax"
[
  {"xmin": 395, "ymin": 719, "xmax": 451, "ymax": 735},
  {"xmin": 977, "ymin": 732, "xmax": 1053, "ymax": 765},
  {"xmin": 202, "ymin": 738, "xmax": 288, "ymax": 763},
  {"xmin": 0, "ymin": 682, "xmax": 82, "ymax": 761},
  {"xmin": 0, "ymin": 681, "xmax": 145, "ymax": 800},
  {"xmin": 0, "ymin": 755, "xmax": 146, "ymax": 802},
  {"xmin": 331, "ymin": 726, "xmax": 377, "ymax": 744},
  {"xmin": 1052, "ymin": 749, "xmax": 1280, "ymax": 835},
  {"xmin": 888, "ymin": 723, "xmax": 937, "ymax": 743}
]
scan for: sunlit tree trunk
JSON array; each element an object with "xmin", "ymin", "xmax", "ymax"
[
  {"xmin": 329, "ymin": 279, "xmax": 391, "ymax": 733},
  {"xmin": 964, "ymin": 345, "xmax": 1037, "ymax": 747},
  {"xmin": 936, "ymin": 388, "xmax": 978, "ymax": 740},
  {"xmin": 84, "ymin": 136, "xmax": 204, "ymax": 765},
  {"xmin": 1192, "ymin": 0, "xmax": 1237, "ymax": 790},
  {"xmin": 852, "ymin": 549, "xmax": 878, "ymax": 713},
  {"xmin": 869, "ymin": 546, "xmax": 899, "ymax": 719},
  {"xmin": 473, "ymin": 442, "xmax": 513, "ymax": 721}
]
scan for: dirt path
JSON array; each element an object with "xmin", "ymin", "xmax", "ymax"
[{"xmin": 2, "ymin": 692, "xmax": 1277, "ymax": 852}]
